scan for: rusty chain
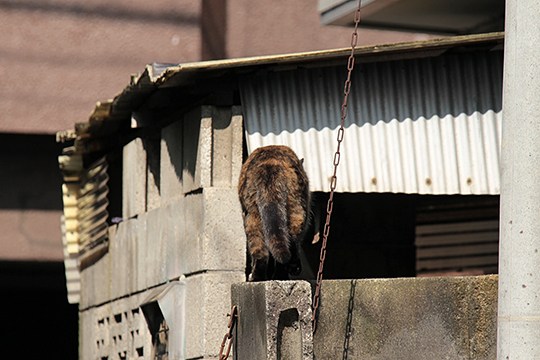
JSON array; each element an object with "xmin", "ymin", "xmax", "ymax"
[
  {"xmin": 342, "ymin": 279, "xmax": 357, "ymax": 359},
  {"xmin": 312, "ymin": 1, "xmax": 363, "ymax": 333},
  {"xmin": 218, "ymin": 305, "xmax": 238, "ymax": 360}
]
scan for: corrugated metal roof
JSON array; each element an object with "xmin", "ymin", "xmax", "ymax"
[
  {"xmin": 240, "ymin": 50, "xmax": 503, "ymax": 194},
  {"xmin": 60, "ymin": 32, "xmax": 503, "ymax": 156}
]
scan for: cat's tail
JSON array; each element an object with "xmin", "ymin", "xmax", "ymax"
[{"xmin": 258, "ymin": 196, "xmax": 291, "ymax": 264}]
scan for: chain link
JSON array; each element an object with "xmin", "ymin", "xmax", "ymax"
[
  {"xmin": 218, "ymin": 305, "xmax": 238, "ymax": 360},
  {"xmin": 312, "ymin": 1, "xmax": 362, "ymax": 333}
]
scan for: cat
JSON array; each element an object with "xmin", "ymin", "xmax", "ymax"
[{"xmin": 238, "ymin": 145, "xmax": 311, "ymax": 281}]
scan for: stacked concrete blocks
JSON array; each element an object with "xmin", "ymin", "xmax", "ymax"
[
  {"xmin": 80, "ymin": 191, "xmax": 246, "ymax": 298},
  {"xmin": 79, "ymin": 105, "xmax": 247, "ymax": 359},
  {"xmin": 161, "ymin": 105, "xmax": 246, "ymax": 359}
]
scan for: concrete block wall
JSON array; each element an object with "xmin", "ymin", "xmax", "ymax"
[
  {"xmin": 80, "ymin": 289, "xmax": 152, "ymax": 360},
  {"xmin": 314, "ymin": 276, "xmax": 497, "ymax": 360},
  {"xmin": 79, "ymin": 105, "xmax": 246, "ymax": 359},
  {"xmin": 231, "ymin": 276, "xmax": 497, "ymax": 360}
]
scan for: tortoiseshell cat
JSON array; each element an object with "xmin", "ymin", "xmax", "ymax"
[{"xmin": 238, "ymin": 145, "xmax": 310, "ymax": 281}]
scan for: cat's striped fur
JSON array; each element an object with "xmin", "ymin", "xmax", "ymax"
[{"xmin": 238, "ymin": 145, "xmax": 310, "ymax": 281}]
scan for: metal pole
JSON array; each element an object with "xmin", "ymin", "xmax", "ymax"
[{"xmin": 498, "ymin": 0, "xmax": 540, "ymax": 358}]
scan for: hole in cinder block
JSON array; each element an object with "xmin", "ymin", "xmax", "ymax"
[
  {"xmin": 114, "ymin": 313, "xmax": 122, "ymax": 323},
  {"xmin": 131, "ymin": 308, "xmax": 139, "ymax": 320},
  {"xmin": 277, "ymin": 308, "xmax": 301, "ymax": 360},
  {"xmin": 136, "ymin": 347, "xmax": 144, "ymax": 357}
]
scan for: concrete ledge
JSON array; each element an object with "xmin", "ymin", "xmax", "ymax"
[
  {"xmin": 314, "ymin": 275, "xmax": 497, "ymax": 360},
  {"xmin": 232, "ymin": 281, "xmax": 313, "ymax": 360}
]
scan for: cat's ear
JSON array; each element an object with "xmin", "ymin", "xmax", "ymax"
[{"xmin": 300, "ymin": 158, "xmax": 304, "ymax": 165}]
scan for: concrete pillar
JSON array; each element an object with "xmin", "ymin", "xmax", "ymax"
[
  {"xmin": 498, "ymin": 1, "xmax": 540, "ymax": 358},
  {"xmin": 231, "ymin": 281, "xmax": 313, "ymax": 360}
]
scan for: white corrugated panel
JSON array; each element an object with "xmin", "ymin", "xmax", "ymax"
[
  {"xmin": 59, "ymin": 155, "xmax": 110, "ymax": 303},
  {"xmin": 240, "ymin": 51, "xmax": 503, "ymax": 195}
]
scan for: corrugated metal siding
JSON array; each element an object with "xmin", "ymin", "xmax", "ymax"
[
  {"xmin": 78, "ymin": 157, "xmax": 109, "ymax": 252},
  {"xmin": 59, "ymin": 154, "xmax": 110, "ymax": 303},
  {"xmin": 415, "ymin": 197, "xmax": 500, "ymax": 276},
  {"xmin": 240, "ymin": 51, "xmax": 503, "ymax": 194},
  {"xmin": 61, "ymin": 215, "xmax": 81, "ymax": 304}
]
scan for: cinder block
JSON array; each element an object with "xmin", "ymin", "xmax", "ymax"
[
  {"xmin": 181, "ymin": 191, "xmax": 205, "ymax": 273},
  {"xmin": 231, "ymin": 280, "xmax": 314, "ymax": 360},
  {"xmin": 110, "ymin": 219, "xmax": 131, "ymax": 300},
  {"xmin": 201, "ymin": 187, "xmax": 246, "ymax": 272},
  {"xmin": 79, "ymin": 308, "xmax": 95, "ymax": 360},
  {"xmin": 314, "ymin": 276, "xmax": 497, "ymax": 360},
  {"xmin": 122, "ymin": 138, "xmax": 146, "ymax": 218},
  {"xmin": 80, "ymin": 291, "xmax": 154, "ymax": 360},
  {"xmin": 79, "ymin": 263, "xmax": 93, "ymax": 310},
  {"xmin": 183, "ymin": 107, "xmax": 213, "ymax": 193},
  {"xmin": 79, "ymin": 249, "xmax": 110, "ymax": 309},
  {"xmin": 145, "ymin": 135, "xmax": 161, "ymax": 212},
  {"xmin": 184, "ymin": 271, "xmax": 245, "ymax": 359},
  {"xmin": 146, "ymin": 207, "xmax": 168, "ymax": 287},
  {"xmin": 168, "ymin": 188, "xmax": 245, "ymax": 276},
  {"xmin": 108, "ymin": 223, "xmax": 121, "ymax": 301},
  {"xmin": 91, "ymin": 304, "xmax": 113, "ymax": 360},
  {"xmin": 92, "ymin": 252, "xmax": 112, "ymax": 307},
  {"xmin": 135, "ymin": 213, "xmax": 149, "ymax": 292},
  {"xmin": 163, "ymin": 199, "xmax": 184, "ymax": 280},
  {"xmin": 210, "ymin": 106, "xmax": 243, "ymax": 187},
  {"xmin": 161, "ymin": 119, "xmax": 184, "ymax": 204},
  {"xmin": 181, "ymin": 106, "xmax": 244, "ymax": 194},
  {"xmin": 130, "ymin": 302, "xmax": 148, "ymax": 358},
  {"xmin": 126, "ymin": 218, "xmax": 140, "ymax": 295}
]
